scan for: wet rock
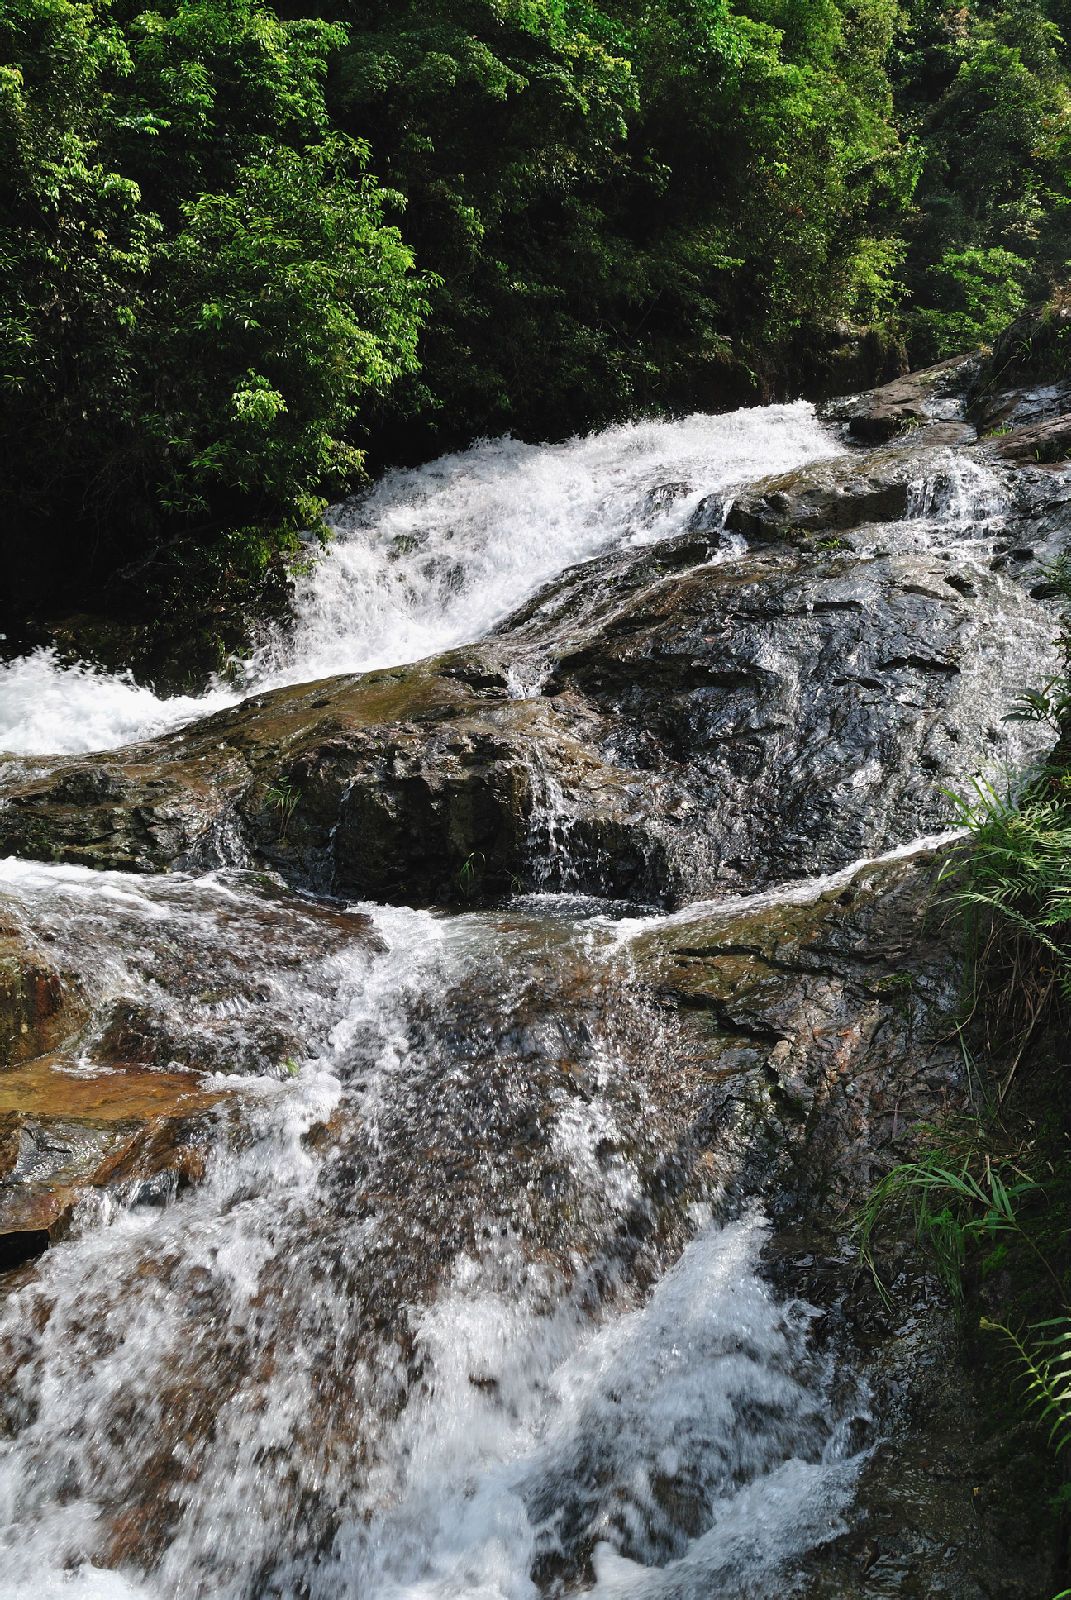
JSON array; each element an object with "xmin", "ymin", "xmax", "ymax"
[
  {"xmin": 260, "ymin": 710, "xmax": 539, "ymax": 902},
  {"xmin": 828, "ymin": 355, "xmax": 981, "ymax": 443},
  {"xmin": 0, "ymin": 1059, "xmax": 225, "ymax": 1266},
  {"xmin": 632, "ymin": 847, "xmax": 964, "ymax": 1208},
  {"xmin": 526, "ymin": 546, "xmax": 1051, "ymax": 899},
  {"xmin": 0, "ymin": 914, "xmax": 83, "ymax": 1066},
  {"xmin": 990, "ymin": 411, "xmax": 1071, "ymax": 464},
  {"xmin": 0, "ymin": 662, "xmax": 535, "ymax": 902},
  {"xmin": 725, "ymin": 428, "xmax": 1013, "ymax": 550},
  {"xmin": 725, "ymin": 444, "xmax": 923, "ymax": 541},
  {"xmin": 0, "ymin": 536, "xmax": 1057, "ymax": 909},
  {"xmin": 0, "ymin": 746, "xmax": 246, "ymax": 874}
]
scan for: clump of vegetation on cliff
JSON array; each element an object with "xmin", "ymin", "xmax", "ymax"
[{"xmin": 2, "ymin": 0, "xmax": 1070, "ymax": 627}]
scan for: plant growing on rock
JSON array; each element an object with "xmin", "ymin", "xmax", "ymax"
[
  {"xmin": 984, "ymin": 1316, "xmax": 1071, "ymax": 1455},
  {"xmin": 264, "ymin": 777, "xmax": 300, "ymax": 837},
  {"xmin": 858, "ymin": 1138, "xmax": 1044, "ymax": 1303},
  {"xmin": 457, "ymin": 850, "xmax": 485, "ymax": 901}
]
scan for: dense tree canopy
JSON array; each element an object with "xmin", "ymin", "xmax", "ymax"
[
  {"xmin": 1, "ymin": 0, "xmax": 1069, "ymax": 620},
  {"xmin": 0, "ymin": 0, "xmax": 425, "ymax": 608},
  {"xmin": 897, "ymin": 0, "xmax": 1071, "ymax": 356},
  {"xmin": 328, "ymin": 0, "xmax": 909, "ymax": 445}
]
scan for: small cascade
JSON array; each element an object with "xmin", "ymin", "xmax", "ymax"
[
  {"xmin": 905, "ymin": 449, "xmax": 1008, "ymax": 531},
  {"xmin": 603, "ymin": 830, "xmax": 966, "ymax": 948},
  {"xmin": 505, "ymin": 657, "xmax": 554, "ymax": 701},
  {"xmin": 524, "ymin": 749, "xmax": 585, "ymax": 891},
  {"xmin": 0, "ymin": 857, "xmax": 382, "ymax": 1077},
  {"xmin": 327, "ymin": 1216, "xmax": 865, "ymax": 1600}
]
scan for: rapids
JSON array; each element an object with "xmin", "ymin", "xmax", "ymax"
[
  {"xmin": 0, "ymin": 387, "xmax": 1056, "ymax": 1597},
  {"xmin": 0, "ymin": 859, "xmax": 868, "ymax": 1600}
]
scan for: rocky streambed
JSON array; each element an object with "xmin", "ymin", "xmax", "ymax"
[{"xmin": 0, "ymin": 348, "xmax": 1069, "ymax": 1598}]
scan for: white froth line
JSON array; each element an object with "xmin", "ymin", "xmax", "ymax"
[{"xmin": 606, "ymin": 829, "xmax": 965, "ymax": 943}]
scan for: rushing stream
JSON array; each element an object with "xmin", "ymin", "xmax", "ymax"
[
  {"xmin": 0, "ymin": 395, "xmax": 1048, "ymax": 1596},
  {"xmin": 0, "ymin": 860, "xmax": 869, "ymax": 1600}
]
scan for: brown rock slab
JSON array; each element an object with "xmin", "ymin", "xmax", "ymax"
[
  {"xmin": 991, "ymin": 411, "xmax": 1071, "ymax": 464},
  {"xmin": 0, "ymin": 1058, "xmax": 227, "ymax": 1267},
  {"xmin": 725, "ymin": 443, "xmax": 922, "ymax": 542},
  {"xmin": 842, "ymin": 354, "xmax": 979, "ymax": 443}
]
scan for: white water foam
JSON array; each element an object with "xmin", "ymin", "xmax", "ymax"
[
  {"xmin": 323, "ymin": 1212, "xmax": 865, "ymax": 1600},
  {"xmin": 0, "ymin": 404, "xmax": 839, "ymax": 757},
  {"xmin": 0, "ymin": 647, "xmax": 235, "ymax": 757},
  {"xmin": 0, "ymin": 1216, "xmax": 864, "ymax": 1600}
]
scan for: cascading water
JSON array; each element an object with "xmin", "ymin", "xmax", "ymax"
[
  {"xmin": 906, "ymin": 449, "xmax": 1004, "ymax": 526},
  {"xmin": 0, "ymin": 859, "xmax": 869, "ymax": 1600},
  {"xmin": 900, "ymin": 449, "xmax": 1009, "ymax": 550},
  {"xmin": 0, "ymin": 404, "xmax": 839, "ymax": 757},
  {"xmin": 244, "ymin": 406, "xmax": 838, "ymax": 692}
]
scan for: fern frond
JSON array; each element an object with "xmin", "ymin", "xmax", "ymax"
[{"xmin": 986, "ymin": 1317, "xmax": 1071, "ymax": 1457}]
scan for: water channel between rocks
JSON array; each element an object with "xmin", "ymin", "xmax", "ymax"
[{"xmin": 0, "ymin": 390, "xmax": 1064, "ymax": 1597}]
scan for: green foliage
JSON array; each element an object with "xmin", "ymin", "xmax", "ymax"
[
  {"xmin": 3, "ymin": 0, "xmax": 1071, "ymax": 628},
  {"xmin": 859, "ymin": 1142, "xmax": 1041, "ymax": 1301},
  {"xmin": 914, "ymin": 245, "xmax": 1030, "ymax": 357},
  {"xmin": 264, "ymin": 776, "xmax": 300, "ymax": 835},
  {"xmin": 941, "ymin": 778, "xmax": 1071, "ymax": 996},
  {"xmin": 457, "ymin": 849, "xmax": 486, "ymax": 900},
  {"xmin": 861, "ymin": 1127, "xmax": 1071, "ymax": 1567},
  {"xmin": 155, "ymin": 137, "xmax": 422, "ymax": 527},
  {"xmin": 0, "ymin": 0, "xmax": 426, "ymax": 614},
  {"xmin": 896, "ymin": 0, "xmax": 1071, "ymax": 360},
  {"xmin": 329, "ymin": 0, "xmax": 909, "ymax": 445},
  {"xmin": 986, "ymin": 1317, "xmax": 1071, "ymax": 1456}
]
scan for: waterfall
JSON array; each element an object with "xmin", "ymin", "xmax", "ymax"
[
  {"xmin": 0, "ymin": 393, "xmax": 1055, "ymax": 1596},
  {"xmin": 0, "ymin": 404, "xmax": 838, "ymax": 758}
]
